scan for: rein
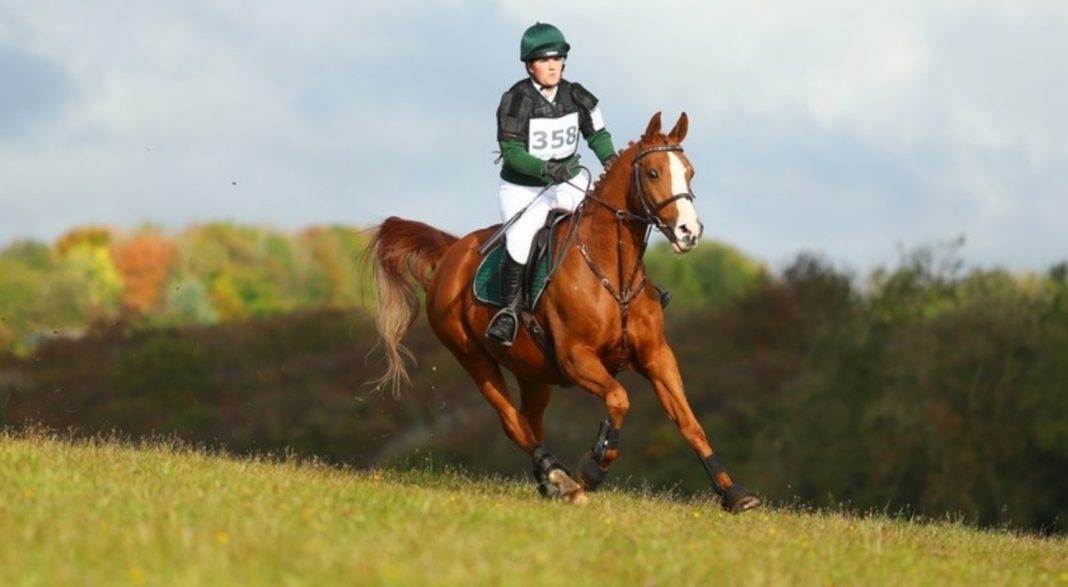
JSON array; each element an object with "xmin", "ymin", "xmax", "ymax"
[{"xmin": 576, "ymin": 143, "xmax": 696, "ymax": 373}]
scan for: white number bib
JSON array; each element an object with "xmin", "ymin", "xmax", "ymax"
[{"xmin": 528, "ymin": 113, "xmax": 580, "ymax": 161}]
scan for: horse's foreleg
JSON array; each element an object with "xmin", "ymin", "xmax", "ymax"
[
  {"xmin": 641, "ymin": 345, "xmax": 760, "ymax": 513},
  {"xmin": 561, "ymin": 347, "xmax": 631, "ymax": 491}
]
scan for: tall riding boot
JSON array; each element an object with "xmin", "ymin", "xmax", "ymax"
[{"xmin": 486, "ymin": 255, "xmax": 526, "ymax": 346}]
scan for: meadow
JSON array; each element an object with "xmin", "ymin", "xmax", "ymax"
[{"xmin": 2, "ymin": 430, "xmax": 1065, "ymax": 586}]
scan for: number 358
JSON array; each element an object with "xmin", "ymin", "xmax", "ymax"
[{"xmin": 532, "ymin": 126, "xmax": 579, "ymax": 150}]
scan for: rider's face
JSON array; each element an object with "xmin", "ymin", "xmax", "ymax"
[{"xmin": 527, "ymin": 56, "xmax": 564, "ymax": 88}]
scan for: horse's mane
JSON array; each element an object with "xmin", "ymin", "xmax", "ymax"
[{"xmin": 590, "ymin": 135, "xmax": 674, "ymax": 195}]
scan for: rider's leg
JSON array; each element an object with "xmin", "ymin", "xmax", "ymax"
[
  {"xmin": 488, "ymin": 181, "xmax": 551, "ymax": 345},
  {"xmin": 546, "ymin": 177, "xmax": 586, "ymax": 212},
  {"xmin": 486, "ymin": 252, "xmax": 525, "ymax": 345}
]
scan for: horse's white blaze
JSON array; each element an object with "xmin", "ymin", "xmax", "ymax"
[
  {"xmin": 668, "ymin": 152, "xmax": 689, "ymax": 196},
  {"xmin": 668, "ymin": 152, "xmax": 701, "ymax": 251}
]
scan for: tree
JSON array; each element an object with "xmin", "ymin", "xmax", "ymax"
[{"xmin": 111, "ymin": 233, "xmax": 177, "ymax": 314}]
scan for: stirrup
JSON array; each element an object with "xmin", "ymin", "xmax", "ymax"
[{"xmin": 486, "ymin": 307, "xmax": 518, "ymax": 346}]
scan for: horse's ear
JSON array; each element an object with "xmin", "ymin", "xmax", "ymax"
[
  {"xmin": 668, "ymin": 112, "xmax": 689, "ymax": 143},
  {"xmin": 642, "ymin": 112, "xmax": 663, "ymax": 141}
]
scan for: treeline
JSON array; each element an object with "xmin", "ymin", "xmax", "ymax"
[
  {"xmin": 0, "ymin": 223, "xmax": 764, "ymax": 355},
  {"xmin": 2, "ymin": 229, "xmax": 1066, "ymax": 533},
  {"xmin": 0, "ymin": 223, "xmax": 376, "ymax": 355},
  {"xmin": 669, "ymin": 248, "xmax": 1068, "ymax": 533}
]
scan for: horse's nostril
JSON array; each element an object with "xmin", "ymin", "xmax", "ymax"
[{"xmin": 679, "ymin": 224, "xmax": 691, "ymax": 236}]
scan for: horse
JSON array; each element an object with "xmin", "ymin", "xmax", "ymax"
[{"xmin": 368, "ymin": 112, "xmax": 759, "ymax": 512}]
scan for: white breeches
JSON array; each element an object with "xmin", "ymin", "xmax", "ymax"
[{"xmin": 498, "ymin": 179, "xmax": 587, "ymax": 263}]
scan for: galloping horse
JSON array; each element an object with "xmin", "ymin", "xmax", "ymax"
[{"xmin": 368, "ymin": 112, "xmax": 759, "ymax": 512}]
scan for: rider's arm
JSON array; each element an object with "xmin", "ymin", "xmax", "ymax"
[
  {"xmin": 571, "ymin": 83, "xmax": 617, "ymax": 165},
  {"xmin": 499, "ymin": 139, "xmax": 549, "ymax": 179},
  {"xmin": 497, "ymin": 89, "xmax": 555, "ymax": 182},
  {"xmin": 586, "ymin": 129, "xmax": 616, "ymax": 165}
]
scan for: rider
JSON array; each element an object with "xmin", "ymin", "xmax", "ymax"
[{"xmin": 487, "ymin": 22, "xmax": 619, "ymax": 346}]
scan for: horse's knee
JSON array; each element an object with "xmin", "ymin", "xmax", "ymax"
[
  {"xmin": 605, "ymin": 387, "xmax": 629, "ymax": 416},
  {"xmin": 679, "ymin": 420, "xmax": 708, "ymax": 446}
]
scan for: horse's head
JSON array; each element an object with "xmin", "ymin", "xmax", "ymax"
[{"xmin": 630, "ymin": 112, "xmax": 703, "ymax": 253}]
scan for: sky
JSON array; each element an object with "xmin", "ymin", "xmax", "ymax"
[{"xmin": 1, "ymin": 0, "xmax": 1066, "ymax": 272}]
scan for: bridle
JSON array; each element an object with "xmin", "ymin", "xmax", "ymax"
[
  {"xmin": 569, "ymin": 142, "xmax": 697, "ymax": 373},
  {"xmin": 630, "ymin": 144, "xmax": 697, "ymax": 238},
  {"xmin": 584, "ymin": 143, "xmax": 697, "ymax": 239}
]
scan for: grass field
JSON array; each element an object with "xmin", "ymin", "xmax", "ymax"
[{"xmin": 2, "ymin": 430, "xmax": 1066, "ymax": 586}]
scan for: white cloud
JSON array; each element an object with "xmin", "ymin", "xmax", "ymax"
[
  {"xmin": 492, "ymin": 0, "xmax": 1068, "ymax": 268},
  {"xmin": 1, "ymin": 1, "xmax": 1066, "ymax": 270}
]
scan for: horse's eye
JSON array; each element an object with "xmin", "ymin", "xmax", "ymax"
[{"xmin": 647, "ymin": 169, "xmax": 659, "ymax": 180}]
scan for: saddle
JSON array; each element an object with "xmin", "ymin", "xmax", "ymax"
[
  {"xmin": 474, "ymin": 211, "xmax": 572, "ymax": 369},
  {"xmin": 473, "ymin": 210, "xmax": 571, "ymax": 310}
]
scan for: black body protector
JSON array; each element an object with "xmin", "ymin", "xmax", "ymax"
[{"xmin": 497, "ymin": 79, "xmax": 603, "ymax": 173}]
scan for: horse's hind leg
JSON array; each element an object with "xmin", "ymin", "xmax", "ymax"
[
  {"xmin": 516, "ymin": 378, "xmax": 587, "ymax": 500},
  {"xmin": 517, "ymin": 377, "xmax": 551, "ymax": 443},
  {"xmin": 453, "ymin": 347, "xmax": 585, "ymax": 503}
]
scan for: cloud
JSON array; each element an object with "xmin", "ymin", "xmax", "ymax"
[
  {"xmin": 0, "ymin": 44, "xmax": 76, "ymax": 137},
  {"xmin": 491, "ymin": 0, "xmax": 1068, "ymax": 268},
  {"xmin": 1, "ymin": 1, "xmax": 1066, "ymax": 271}
]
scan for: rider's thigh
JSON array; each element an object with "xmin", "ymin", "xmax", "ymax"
[{"xmin": 549, "ymin": 181, "xmax": 586, "ymax": 212}]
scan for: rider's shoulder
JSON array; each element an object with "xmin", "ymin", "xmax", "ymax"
[
  {"xmin": 504, "ymin": 78, "xmax": 538, "ymax": 97},
  {"xmin": 567, "ymin": 81, "xmax": 599, "ymax": 110}
]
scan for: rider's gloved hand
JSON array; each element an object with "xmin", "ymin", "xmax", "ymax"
[{"xmin": 542, "ymin": 160, "xmax": 575, "ymax": 184}]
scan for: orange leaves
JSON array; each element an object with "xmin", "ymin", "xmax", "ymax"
[{"xmin": 111, "ymin": 235, "xmax": 177, "ymax": 314}]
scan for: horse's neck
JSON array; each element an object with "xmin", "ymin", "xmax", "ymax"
[{"xmin": 580, "ymin": 158, "xmax": 648, "ymax": 270}]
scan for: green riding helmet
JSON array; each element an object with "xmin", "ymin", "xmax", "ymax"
[{"xmin": 520, "ymin": 22, "xmax": 570, "ymax": 62}]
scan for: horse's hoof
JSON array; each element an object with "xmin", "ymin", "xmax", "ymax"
[
  {"xmin": 729, "ymin": 495, "xmax": 760, "ymax": 513},
  {"xmin": 577, "ymin": 450, "xmax": 608, "ymax": 491},
  {"xmin": 549, "ymin": 469, "xmax": 588, "ymax": 505},
  {"xmin": 721, "ymin": 485, "xmax": 760, "ymax": 514}
]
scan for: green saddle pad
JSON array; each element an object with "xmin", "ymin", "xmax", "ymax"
[{"xmin": 473, "ymin": 221, "xmax": 562, "ymax": 308}]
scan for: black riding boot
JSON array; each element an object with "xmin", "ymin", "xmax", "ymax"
[{"xmin": 486, "ymin": 255, "xmax": 526, "ymax": 346}]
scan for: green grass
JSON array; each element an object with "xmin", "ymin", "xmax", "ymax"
[{"xmin": 2, "ymin": 430, "xmax": 1066, "ymax": 586}]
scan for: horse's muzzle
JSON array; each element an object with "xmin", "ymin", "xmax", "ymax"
[{"xmin": 672, "ymin": 219, "xmax": 703, "ymax": 253}]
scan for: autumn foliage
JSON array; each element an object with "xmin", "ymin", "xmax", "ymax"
[
  {"xmin": 0, "ymin": 223, "xmax": 375, "ymax": 353},
  {"xmin": 112, "ymin": 234, "xmax": 176, "ymax": 313},
  {"xmin": 3, "ymin": 224, "xmax": 1067, "ymax": 534}
]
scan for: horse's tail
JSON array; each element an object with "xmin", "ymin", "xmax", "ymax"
[{"xmin": 366, "ymin": 216, "xmax": 458, "ymax": 397}]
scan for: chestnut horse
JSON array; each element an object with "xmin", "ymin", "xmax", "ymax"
[{"xmin": 368, "ymin": 112, "xmax": 758, "ymax": 512}]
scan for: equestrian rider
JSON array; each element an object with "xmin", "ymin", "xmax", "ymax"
[{"xmin": 487, "ymin": 22, "xmax": 619, "ymax": 346}]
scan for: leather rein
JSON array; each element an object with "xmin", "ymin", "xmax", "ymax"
[{"xmin": 574, "ymin": 143, "xmax": 696, "ymax": 373}]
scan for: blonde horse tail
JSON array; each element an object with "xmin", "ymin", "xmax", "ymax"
[{"xmin": 366, "ymin": 216, "xmax": 458, "ymax": 397}]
